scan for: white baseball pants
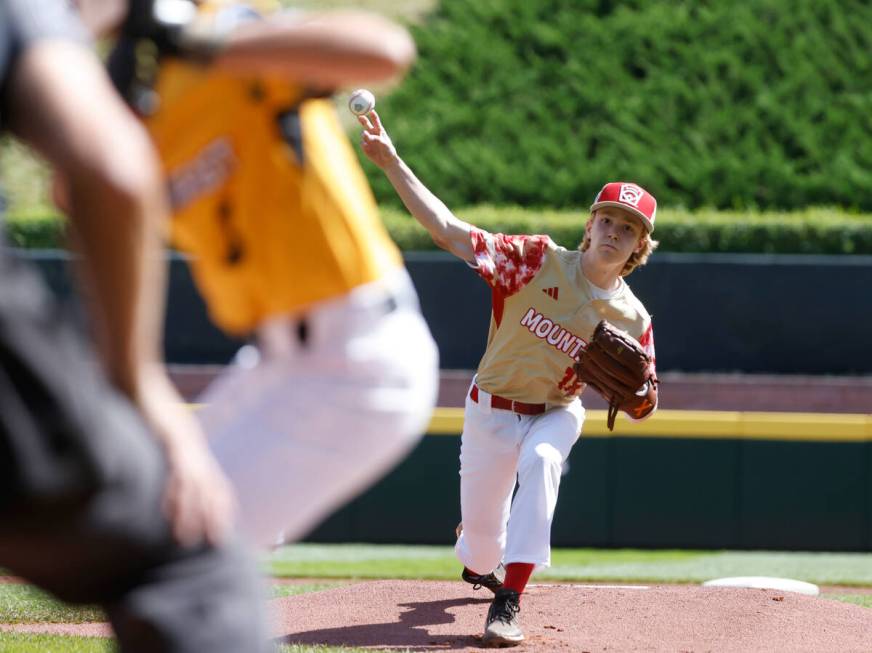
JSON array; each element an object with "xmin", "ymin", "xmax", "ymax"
[
  {"xmin": 200, "ymin": 270, "xmax": 438, "ymax": 548},
  {"xmin": 455, "ymin": 381, "xmax": 585, "ymax": 574}
]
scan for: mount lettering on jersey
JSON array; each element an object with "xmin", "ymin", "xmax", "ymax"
[{"xmin": 520, "ymin": 307, "xmax": 586, "ymax": 360}]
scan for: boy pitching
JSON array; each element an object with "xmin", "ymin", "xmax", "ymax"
[{"xmin": 359, "ymin": 110, "xmax": 658, "ymax": 646}]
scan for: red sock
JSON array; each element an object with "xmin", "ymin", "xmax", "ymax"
[{"xmin": 503, "ymin": 562, "xmax": 534, "ymax": 595}]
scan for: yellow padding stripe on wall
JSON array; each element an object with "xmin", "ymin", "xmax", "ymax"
[{"xmin": 426, "ymin": 408, "xmax": 872, "ymax": 442}]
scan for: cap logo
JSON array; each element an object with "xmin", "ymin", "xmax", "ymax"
[{"xmin": 619, "ymin": 184, "xmax": 644, "ymax": 207}]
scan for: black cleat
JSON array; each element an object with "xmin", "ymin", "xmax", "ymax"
[
  {"xmin": 482, "ymin": 588, "xmax": 523, "ymax": 647},
  {"xmin": 461, "ymin": 563, "xmax": 505, "ymax": 594}
]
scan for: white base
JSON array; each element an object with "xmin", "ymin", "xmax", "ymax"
[{"xmin": 702, "ymin": 576, "xmax": 820, "ymax": 596}]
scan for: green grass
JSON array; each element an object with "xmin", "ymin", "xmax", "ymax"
[
  {"xmin": 542, "ymin": 550, "xmax": 872, "ymax": 587},
  {"xmin": 267, "ymin": 543, "xmax": 461, "ymax": 579},
  {"xmin": 0, "ymin": 633, "xmax": 113, "ymax": 652},
  {"xmin": 0, "ymin": 582, "xmax": 339, "ymax": 624},
  {"xmin": 824, "ymin": 594, "xmax": 872, "ymax": 609},
  {"xmin": 270, "ymin": 582, "xmax": 346, "ymax": 598},
  {"xmin": 0, "ymin": 586, "xmax": 103, "ymax": 624},
  {"xmin": 0, "ymin": 634, "xmax": 378, "ymax": 653},
  {"xmin": 279, "ymin": 647, "xmax": 400, "ymax": 653},
  {"xmin": 267, "ymin": 544, "xmax": 872, "ymax": 587}
]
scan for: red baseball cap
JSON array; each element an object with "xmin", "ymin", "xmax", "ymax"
[{"xmin": 590, "ymin": 182, "xmax": 657, "ymax": 233}]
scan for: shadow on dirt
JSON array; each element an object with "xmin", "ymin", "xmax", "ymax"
[{"xmin": 275, "ymin": 595, "xmax": 491, "ymax": 649}]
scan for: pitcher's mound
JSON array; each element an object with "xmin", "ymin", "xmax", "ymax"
[{"xmin": 271, "ymin": 580, "xmax": 872, "ymax": 652}]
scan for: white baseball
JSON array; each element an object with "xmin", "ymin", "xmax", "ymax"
[{"xmin": 348, "ymin": 89, "xmax": 376, "ymax": 116}]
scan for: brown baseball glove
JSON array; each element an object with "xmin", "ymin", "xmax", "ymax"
[{"xmin": 574, "ymin": 320, "xmax": 658, "ymax": 431}]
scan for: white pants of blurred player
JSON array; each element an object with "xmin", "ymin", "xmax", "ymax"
[
  {"xmin": 200, "ymin": 269, "xmax": 438, "ymax": 548},
  {"xmin": 455, "ymin": 381, "xmax": 585, "ymax": 574}
]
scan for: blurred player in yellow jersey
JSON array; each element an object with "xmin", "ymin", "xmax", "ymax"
[{"xmin": 73, "ymin": 0, "xmax": 439, "ymax": 548}]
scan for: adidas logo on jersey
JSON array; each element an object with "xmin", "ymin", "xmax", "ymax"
[{"xmin": 542, "ymin": 286, "xmax": 559, "ymax": 300}]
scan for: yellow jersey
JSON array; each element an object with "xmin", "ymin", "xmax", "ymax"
[{"xmin": 145, "ymin": 45, "xmax": 401, "ymax": 334}]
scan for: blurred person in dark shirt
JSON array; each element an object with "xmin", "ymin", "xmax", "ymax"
[{"xmin": 0, "ymin": 1, "xmax": 267, "ymax": 650}]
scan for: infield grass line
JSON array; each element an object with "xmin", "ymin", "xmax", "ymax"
[
  {"xmin": 822, "ymin": 594, "xmax": 872, "ymax": 609},
  {"xmin": 267, "ymin": 544, "xmax": 872, "ymax": 587},
  {"xmin": 0, "ymin": 633, "xmax": 112, "ymax": 652},
  {"xmin": 0, "ymin": 586, "xmax": 103, "ymax": 624},
  {"xmin": 271, "ymin": 582, "xmax": 346, "ymax": 598},
  {"xmin": 0, "ymin": 583, "xmax": 340, "ymax": 625},
  {"xmin": 0, "ymin": 634, "xmax": 387, "ymax": 653}
]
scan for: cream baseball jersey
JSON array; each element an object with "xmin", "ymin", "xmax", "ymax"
[{"xmin": 470, "ymin": 229, "xmax": 655, "ymax": 406}]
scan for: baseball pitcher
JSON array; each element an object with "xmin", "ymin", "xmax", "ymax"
[{"xmin": 360, "ymin": 110, "xmax": 658, "ymax": 647}]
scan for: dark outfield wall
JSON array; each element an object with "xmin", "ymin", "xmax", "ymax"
[
  {"xmin": 308, "ymin": 432, "xmax": 872, "ymax": 552},
  {"xmin": 17, "ymin": 249, "xmax": 872, "ymax": 374},
  {"xmin": 13, "ymin": 250, "xmax": 871, "ymax": 550},
  {"xmin": 162, "ymin": 251, "xmax": 872, "ymax": 374},
  {"xmin": 12, "ymin": 250, "xmax": 245, "ymax": 363},
  {"xmin": 406, "ymin": 251, "xmax": 872, "ymax": 375}
]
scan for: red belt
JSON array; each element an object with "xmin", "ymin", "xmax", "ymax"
[{"xmin": 469, "ymin": 384, "xmax": 547, "ymax": 416}]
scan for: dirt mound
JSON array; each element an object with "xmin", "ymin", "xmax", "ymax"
[
  {"xmin": 3, "ymin": 579, "xmax": 871, "ymax": 651},
  {"xmin": 271, "ymin": 580, "xmax": 872, "ymax": 652}
]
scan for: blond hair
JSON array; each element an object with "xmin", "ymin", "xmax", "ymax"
[{"xmin": 579, "ymin": 215, "xmax": 659, "ymax": 277}]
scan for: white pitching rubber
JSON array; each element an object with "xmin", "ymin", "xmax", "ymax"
[{"xmin": 702, "ymin": 576, "xmax": 820, "ymax": 596}]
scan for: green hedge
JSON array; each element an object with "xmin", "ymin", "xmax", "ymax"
[
  {"xmin": 365, "ymin": 0, "xmax": 872, "ymax": 211},
  {"xmin": 7, "ymin": 208, "xmax": 870, "ymax": 255},
  {"xmin": 383, "ymin": 206, "xmax": 872, "ymax": 255},
  {"xmin": 3, "ymin": 212, "xmax": 67, "ymax": 249}
]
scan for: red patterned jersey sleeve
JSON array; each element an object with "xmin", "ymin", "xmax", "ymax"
[
  {"xmin": 639, "ymin": 322, "xmax": 656, "ymax": 376},
  {"xmin": 628, "ymin": 321, "xmax": 658, "ymax": 420},
  {"xmin": 469, "ymin": 229, "xmax": 550, "ymax": 297}
]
